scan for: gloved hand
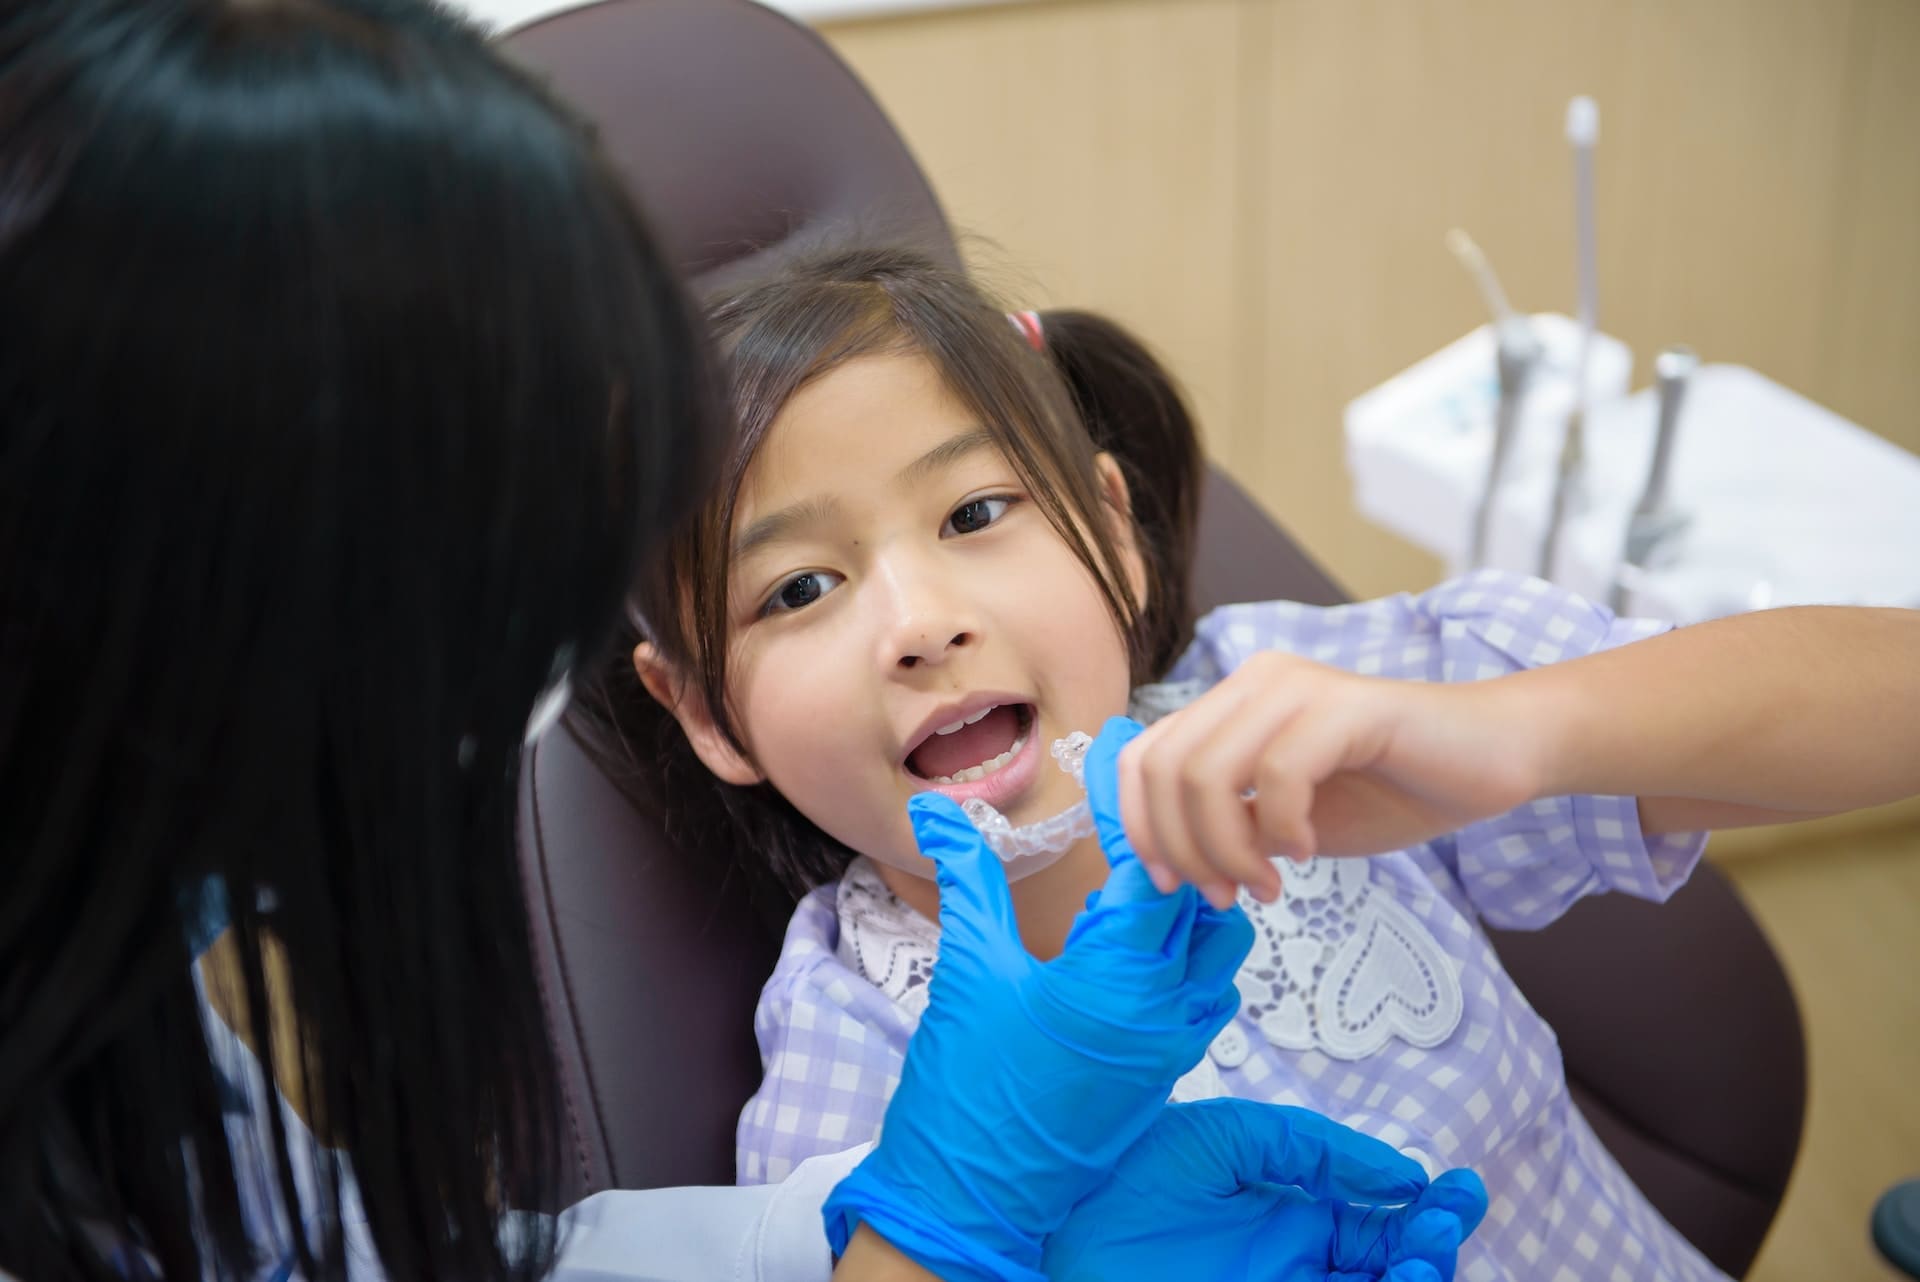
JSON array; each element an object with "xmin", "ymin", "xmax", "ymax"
[
  {"xmin": 1045, "ymin": 1099, "xmax": 1488, "ymax": 1282},
  {"xmin": 822, "ymin": 717, "xmax": 1263, "ymax": 1282}
]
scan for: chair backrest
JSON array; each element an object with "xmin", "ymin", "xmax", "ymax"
[
  {"xmin": 505, "ymin": 0, "xmax": 1347, "ymax": 1201},
  {"xmin": 503, "ymin": 0, "xmax": 958, "ymax": 294},
  {"xmin": 505, "ymin": 7, "xmax": 1802, "ymax": 1276}
]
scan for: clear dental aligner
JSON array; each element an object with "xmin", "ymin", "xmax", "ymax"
[{"xmin": 960, "ymin": 731, "xmax": 1094, "ymax": 861}]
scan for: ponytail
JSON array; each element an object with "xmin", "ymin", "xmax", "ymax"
[{"xmin": 1036, "ymin": 310, "xmax": 1204, "ymax": 679}]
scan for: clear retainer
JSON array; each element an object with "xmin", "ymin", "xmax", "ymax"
[{"xmin": 960, "ymin": 731, "xmax": 1094, "ymax": 861}]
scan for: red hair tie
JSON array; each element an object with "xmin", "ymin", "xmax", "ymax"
[{"xmin": 1007, "ymin": 310, "xmax": 1044, "ymax": 353}]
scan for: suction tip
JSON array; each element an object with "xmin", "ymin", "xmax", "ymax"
[
  {"xmin": 1566, "ymin": 95, "xmax": 1599, "ymax": 146},
  {"xmin": 1445, "ymin": 227, "xmax": 1481, "ymax": 265},
  {"xmin": 1445, "ymin": 227, "xmax": 1519, "ymax": 329}
]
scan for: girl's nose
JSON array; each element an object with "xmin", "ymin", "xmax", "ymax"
[
  {"xmin": 894, "ymin": 625, "xmax": 974, "ymax": 670},
  {"xmin": 873, "ymin": 556, "xmax": 977, "ymax": 671}
]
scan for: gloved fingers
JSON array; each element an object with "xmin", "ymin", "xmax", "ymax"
[
  {"xmin": 1353, "ymin": 1171, "xmax": 1483, "ymax": 1282},
  {"xmin": 1180, "ymin": 984, "xmax": 1243, "ymax": 1047},
  {"xmin": 1062, "ymin": 717, "xmax": 1233, "ymax": 965},
  {"xmin": 910, "ymin": 793, "xmax": 1021, "ymax": 965},
  {"xmin": 1065, "ymin": 883, "xmax": 1130, "ymax": 955},
  {"xmin": 1183, "ymin": 900, "xmax": 1255, "ymax": 991},
  {"xmin": 1083, "ymin": 716, "xmax": 1149, "ymax": 875},
  {"xmin": 1179, "ymin": 1100, "xmax": 1427, "ymax": 1204},
  {"xmin": 1081, "ymin": 849, "xmax": 1164, "ymax": 913},
  {"xmin": 1260, "ymin": 1106, "xmax": 1429, "ymax": 1202},
  {"xmin": 1390, "ymin": 1208, "xmax": 1466, "ymax": 1282},
  {"xmin": 1061, "ymin": 872, "xmax": 1200, "ymax": 966},
  {"xmin": 1379, "ymin": 1262, "xmax": 1444, "ymax": 1282},
  {"xmin": 1409, "ymin": 1169, "xmax": 1488, "ymax": 1241}
]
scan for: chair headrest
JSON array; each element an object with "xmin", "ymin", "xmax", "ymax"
[{"xmin": 502, "ymin": 0, "xmax": 960, "ymax": 292}]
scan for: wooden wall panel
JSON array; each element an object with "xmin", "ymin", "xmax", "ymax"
[
  {"xmin": 823, "ymin": 0, "xmax": 1920, "ymax": 601},
  {"xmin": 824, "ymin": 0, "xmax": 1253, "ymax": 468},
  {"xmin": 1820, "ymin": 0, "xmax": 1920, "ymax": 445}
]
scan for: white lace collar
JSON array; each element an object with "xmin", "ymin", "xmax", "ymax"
[{"xmin": 834, "ymin": 858, "xmax": 940, "ymax": 1019}]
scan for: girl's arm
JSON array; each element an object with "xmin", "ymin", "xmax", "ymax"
[
  {"xmin": 1122, "ymin": 604, "xmax": 1920, "ymax": 900},
  {"xmin": 1506, "ymin": 606, "xmax": 1920, "ymax": 830}
]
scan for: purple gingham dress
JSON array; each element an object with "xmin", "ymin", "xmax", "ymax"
[{"xmin": 735, "ymin": 572, "xmax": 1725, "ymax": 1282}]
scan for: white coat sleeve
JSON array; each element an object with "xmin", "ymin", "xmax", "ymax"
[{"xmin": 546, "ymin": 1146, "xmax": 870, "ymax": 1282}]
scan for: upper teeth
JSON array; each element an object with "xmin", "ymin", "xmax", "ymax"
[{"xmin": 934, "ymin": 705, "xmax": 997, "ymax": 736}]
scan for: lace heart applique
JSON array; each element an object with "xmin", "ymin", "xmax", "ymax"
[{"xmin": 1220, "ymin": 857, "xmax": 1462, "ymax": 1064}]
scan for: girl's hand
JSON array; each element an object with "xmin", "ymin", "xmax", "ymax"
[{"xmin": 1121, "ymin": 652, "xmax": 1546, "ymax": 906}]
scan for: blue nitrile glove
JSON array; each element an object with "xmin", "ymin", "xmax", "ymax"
[
  {"xmin": 822, "ymin": 716, "xmax": 1258, "ymax": 1282},
  {"xmin": 1045, "ymin": 1099, "xmax": 1489, "ymax": 1282}
]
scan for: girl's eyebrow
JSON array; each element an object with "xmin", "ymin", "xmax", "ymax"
[
  {"xmin": 732, "ymin": 495, "xmax": 841, "ymax": 562},
  {"xmin": 732, "ymin": 429, "xmax": 998, "ymax": 561},
  {"xmin": 895, "ymin": 427, "xmax": 996, "ymax": 486}
]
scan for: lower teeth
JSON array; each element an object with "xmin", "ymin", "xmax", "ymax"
[
  {"xmin": 961, "ymin": 731, "xmax": 1095, "ymax": 861},
  {"xmin": 930, "ymin": 729, "xmax": 1027, "ymax": 785}
]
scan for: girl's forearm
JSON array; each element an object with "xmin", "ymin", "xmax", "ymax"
[
  {"xmin": 1507, "ymin": 606, "xmax": 1920, "ymax": 815},
  {"xmin": 832, "ymin": 1227, "xmax": 943, "ymax": 1282}
]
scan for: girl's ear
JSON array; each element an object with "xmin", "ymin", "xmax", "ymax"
[
  {"xmin": 1092, "ymin": 451, "xmax": 1149, "ymax": 608},
  {"xmin": 632, "ymin": 641, "xmax": 765, "ymax": 787}
]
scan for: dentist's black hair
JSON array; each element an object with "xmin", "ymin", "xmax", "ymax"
[
  {"xmin": 571, "ymin": 247, "xmax": 1202, "ymax": 904},
  {"xmin": 0, "ymin": 0, "xmax": 718, "ymax": 1278}
]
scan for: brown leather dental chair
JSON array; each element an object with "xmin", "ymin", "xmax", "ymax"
[{"xmin": 505, "ymin": 4, "xmax": 1805, "ymax": 1274}]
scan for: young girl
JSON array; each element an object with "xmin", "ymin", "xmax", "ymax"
[{"xmin": 578, "ymin": 246, "xmax": 1820, "ymax": 1282}]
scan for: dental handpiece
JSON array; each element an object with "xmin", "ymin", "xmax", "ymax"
[
  {"xmin": 1470, "ymin": 319, "xmax": 1544, "ymax": 569},
  {"xmin": 962, "ymin": 732, "xmax": 1094, "ymax": 860},
  {"xmin": 1636, "ymin": 346, "xmax": 1698, "ymax": 523},
  {"xmin": 1446, "ymin": 228, "xmax": 1521, "ymax": 331},
  {"xmin": 1609, "ymin": 347, "xmax": 1698, "ymax": 613},
  {"xmin": 1447, "ymin": 229, "xmax": 1543, "ymax": 571}
]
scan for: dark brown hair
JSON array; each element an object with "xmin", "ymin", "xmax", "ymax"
[
  {"xmin": 0, "ymin": 0, "xmax": 720, "ymax": 1277},
  {"xmin": 571, "ymin": 247, "xmax": 1201, "ymax": 904}
]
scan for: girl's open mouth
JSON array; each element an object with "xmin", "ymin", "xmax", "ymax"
[{"xmin": 904, "ymin": 703, "xmax": 1042, "ymax": 810}]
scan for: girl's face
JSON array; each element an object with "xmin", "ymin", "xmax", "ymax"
[{"xmin": 667, "ymin": 351, "xmax": 1143, "ymax": 880}]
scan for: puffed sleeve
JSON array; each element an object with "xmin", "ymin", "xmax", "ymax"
[{"xmin": 1169, "ymin": 571, "xmax": 1707, "ymax": 929}]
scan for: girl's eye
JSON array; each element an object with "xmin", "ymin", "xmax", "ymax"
[
  {"xmin": 763, "ymin": 570, "xmax": 843, "ymax": 616},
  {"xmin": 945, "ymin": 496, "xmax": 1014, "ymax": 536}
]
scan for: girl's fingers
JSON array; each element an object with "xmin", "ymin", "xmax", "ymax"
[
  {"xmin": 1123, "ymin": 655, "xmax": 1391, "ymax": 904},
  {"xmin": 1129, "ymin": 707, "xmax": 1228, "ymax": 899},
  {"xmin": 1122, "ymin": 726, "xmax": 1234, "ymax": 905},
  {"xmin": 909, "ymin": 794, "xmax": 1022, "ymax": 964},
  {"xmin": 1170, "ymin": 700, "xmax": 1293, "ymax": 900},
  {"xmin": 1136, "ymin": 696, "xmax": 1273, "ymax": 908},
  {"xmin": 1126, "ymin": 661, "xmax": 1314, "ymax": 904},
  {"xmin": 1252, "ymin": 706, "xmax": 1357, "ymax": 861}
]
